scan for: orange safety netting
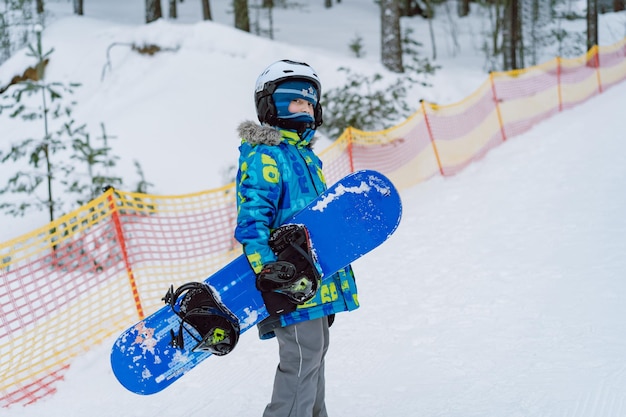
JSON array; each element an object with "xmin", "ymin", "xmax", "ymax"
[{"xmin": 1, "ymin": 38, "xmax": 625, "ymax": 407}]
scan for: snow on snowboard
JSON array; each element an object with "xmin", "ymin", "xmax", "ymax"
[{"xmin": 110, "ymin": 170, "xmax": 402, "ymax": 395}]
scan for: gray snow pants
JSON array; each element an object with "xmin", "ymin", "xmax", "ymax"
[{"xmin": 262, "ymin": 317, "xmax": 330, "ymax": 417}]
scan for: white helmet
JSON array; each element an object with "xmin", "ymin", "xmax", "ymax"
[{"xmin": 254, "ymin": 59, "xmax": 323, "ymax": 128}]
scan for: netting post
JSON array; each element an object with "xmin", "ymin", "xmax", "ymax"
[
  {"xmin": 346, "ymin": 127, "xmax": 355, "ymax": 173},
  {"xmin": 556, "ymin": 57, "xmax": 563, "ymax": 112},
  {"xmin": 489, "ymin": 72, "xmax": 507, "ymax": 142},
  {"xmin": 106, "ymin": 189, "xmax": 144, "ymax": 320},
  {"xmin": 420, "ymin": 100, "xmax": 443, "ymax": 176},
  {"xmin": 593, "ymin": 45, "xmax": 603, "ymax": 94}
]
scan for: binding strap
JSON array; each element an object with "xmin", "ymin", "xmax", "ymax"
[{"xmin": 162, "ymin": 282, "xmax": 240, "ymax": 356}]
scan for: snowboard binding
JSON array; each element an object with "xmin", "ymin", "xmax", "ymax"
[
  {"xmin": 257, "ymin": 224, "xmax": 321, "ymax": 305},
  {"xmin": 162, "ymin": 282, "xmax": 240, "ymax": 356}
]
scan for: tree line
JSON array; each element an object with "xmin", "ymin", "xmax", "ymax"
[
  {"xmin": 145, "ymin": 0, "xmax": 625, "ymax": 72},
  {"xmin": 380, "ymin": 0, "xmax": 624, "ymax": 73},
  {"xmin": 3, "ymin": 1, "xmax": 624, "ymax": 71}
]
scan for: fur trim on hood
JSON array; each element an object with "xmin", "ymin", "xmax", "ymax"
[
  {"xmin": 237, "ymin": 121, "xmax": 282, "ymax": 146},
  {"xmin": 237, "ymin": 120, "xmax": 319, "ymax": 147}
]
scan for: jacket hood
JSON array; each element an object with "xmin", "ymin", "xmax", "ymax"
[{"xmin": 237, "ymin": 120, "xmax": 318, "ymax": 147}]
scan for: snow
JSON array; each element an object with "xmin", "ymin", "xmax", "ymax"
[
  {"xmin": 2, "ymin": 1, "xmax": 626, "ymax": 416},
  {"xmin": 311, "ymin": 182, "xmax": 372, "ymax": 212}
]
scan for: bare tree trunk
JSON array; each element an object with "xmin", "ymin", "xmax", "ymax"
[
  {"xmin": 260, "ymin": 1, "xmax": 275, "ymax": 40},
  {"xmin": 381, "ymin": 0, "xmax": 403, "ymax": 73},
  {"xmin": 325, "ymin": 0, "xmax": 332, "ymax": 8},
  {"xmin": 502, "ymin": 0, "xmax": 520, "ymax": 70},
  {"xmin": 443, "ymin": 0, "xmax": 460, "ymax": 56},
  {"xmin": 587, "ymin": 0, "xmax": 598, "ymax": 51},
  {"xmin": 399, "ymin": 0, "xmax": 423, "ymax": 17},
  {"xmin": 201, "ymin": 0, "xmax": 212, "ymax": 20},
  {"xmin": 73, "ymin": 0, "xmax": 84, "ymax": 15},
  {"xmin": 268, "ymin": 3, "xmax": 274, "ymax": 39},
  {"xmin": 146, "ymin": 0, "xmax": 163, "ymax": 23},
  {"xmin": 169, "ymin": 0, "xmax": 177, "ymax": 18},
  {"xmin": 234, "ymin": 0, "xmax": 249, "ymax": 32},
  {"xmin": 614, "ymin": 0, "xmax": 625, "ymax": 11},
  {"xmin": 458, "ymin": 0, "xmax": 470, "ymax": 17},
  {"xmin": 424, "ymin": 0, "xmax": 436, "ymax": 60},
  {"xmin": 36, "ymin": 0, "xmax": 44, "ymax": 14}
]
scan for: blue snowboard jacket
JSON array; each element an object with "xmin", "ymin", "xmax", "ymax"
[{"xmin": 234, "ymin": 121, "xmax": 359, "ymax": 339}]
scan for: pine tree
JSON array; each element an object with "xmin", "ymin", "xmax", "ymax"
[
  {"xmin": 322, "ymin": 28, "xmax": 438, "ymax": 139},
  {"xmin": 0, "ymin": 27, "xmax": 152, "ymax": 220},
  {"xmin": 0, "ymin": 27, "xmax": 80, "ymax": 220},
  {"xmin": 68, "ymin": 123, "xmax": 123, "ymax": 205}
]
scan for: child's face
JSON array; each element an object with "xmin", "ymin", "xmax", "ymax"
[{"xmin": 288, "ymin": 98, "xmax": 315, "ymax": 116}]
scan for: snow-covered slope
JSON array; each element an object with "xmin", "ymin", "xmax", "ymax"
[
  {"xmin": 2, "ymin": 1, "xmax": 626, "ymax": 415},
  {"xmin": 7, "ymin": 55, "xmax": 626, "ymax": 417}
]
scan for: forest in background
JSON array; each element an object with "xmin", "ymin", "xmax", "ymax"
[
  {"xmin": 2, "ymin": 0, "xmax": 625, "ymax": 71},
  {"xmin": 0, "ymin": 0, "xmax": 624, "ymax": 226}
]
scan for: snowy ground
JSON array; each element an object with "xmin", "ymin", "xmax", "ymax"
[
  {"xmin": 2, "ymin": 1, "xmax": 626, "ymax": 416},
  {"xmin": 7, "ymin": 74, "xmax": 626, "ymax": 417}
]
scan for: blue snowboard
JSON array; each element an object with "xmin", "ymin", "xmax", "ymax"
[{"xmin": 111, "ymin": 170, "xmax": 402, "ymax": 395}]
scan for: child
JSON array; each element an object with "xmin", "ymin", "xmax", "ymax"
[{"xmin": 235, "ymin": 60, "xmax": 360, "ymax": 417}]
